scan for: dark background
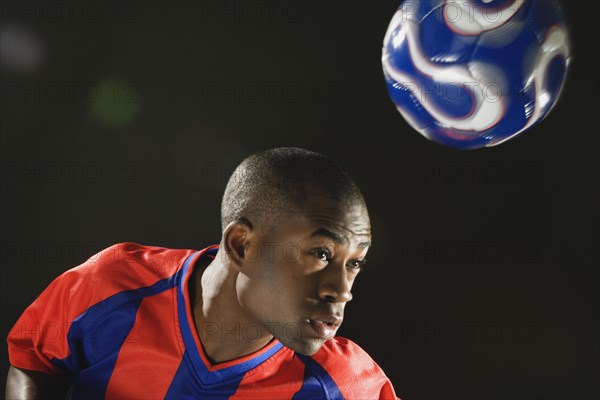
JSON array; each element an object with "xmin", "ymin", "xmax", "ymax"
[{"xmin": 1, "ymin": 1, "xmax": 598, "ymax": 399}]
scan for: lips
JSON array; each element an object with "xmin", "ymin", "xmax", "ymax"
[{"xmin": 306, "ymin": 316, "xmax": 341, "ymax": 339}]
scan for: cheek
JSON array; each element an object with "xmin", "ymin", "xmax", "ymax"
[
  {"xmin": 235, "ymin": 263, "xmax": 283, "ymax": 315},
  {"xmin": 235, "ymin": 272, "xmax": 271, "ymax": 322},
  {"xmin": 236, "ymin": 260, "xmax": 309, "ymax": 319}
]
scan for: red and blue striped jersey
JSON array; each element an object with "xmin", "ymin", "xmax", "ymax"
[{"xmin": 7, "ymin": 242, "xmax": 399, "ymax": 399}]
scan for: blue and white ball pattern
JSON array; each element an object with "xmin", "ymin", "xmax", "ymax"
[{"xmin": 382, "ymin": 0, "xmax": 571, "ymax": 149}]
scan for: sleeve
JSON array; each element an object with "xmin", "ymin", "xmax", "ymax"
[
  {"xmin": 313, "ymin": 337, "xmax": 401, "ymax": 400},
  {"xmin": 7, "ymin": 242, "xmax": 193, "ymax": 377},
  {"xmin": 379, "ymin": 378, "xmax": 401, "ymax": 400},
  {"xmin": 7, "ymin": 266, "xmax": 88, "ymax": 377},
  {"xmin": 6, "ymin": 242, "xmax": 141, "ymax": 377}
]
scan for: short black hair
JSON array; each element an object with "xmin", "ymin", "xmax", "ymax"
[{"xmin": 220, "ymin": 147, "xmax": 366, "ymax": 232}]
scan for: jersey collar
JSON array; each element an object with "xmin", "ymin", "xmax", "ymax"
[{"xmin": 176, "ymin": 246, "xmax": 284, "ymax": 385}]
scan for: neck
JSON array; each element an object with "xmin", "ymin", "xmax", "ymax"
[{"xmin": 191, "ymin": 250, "xmax": 273, "ymax": 364}]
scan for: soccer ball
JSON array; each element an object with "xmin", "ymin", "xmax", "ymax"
[{"xmin": 382, "ymin": 0, "xmax": 571, "ymax": 149}]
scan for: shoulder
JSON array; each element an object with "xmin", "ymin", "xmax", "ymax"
[
  {"xmin": 315, "ymin": 336, "xmax": 382, "ymax": 373},
  {"xmin": 79, "ymin": 241, "xmax": 196, "ymax": 274},
  {"xmin": 306, "ymin": 336, "xmax": 398, "ymax": 399},
  {"xmin": 58, "ymin": 242, "xmax": 198, "ymax": 300},
  {"xmin": 7, "ymin": 243, "xmax": 200, "ymax": 375}
]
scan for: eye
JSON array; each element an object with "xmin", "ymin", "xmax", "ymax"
[
  {"xmin": 347, "ymin": 259, "xmax": 367, "ymax": 271},
  {"xmin": 313, "ymin": 248, "xmax": 332, "ymax": 263}
]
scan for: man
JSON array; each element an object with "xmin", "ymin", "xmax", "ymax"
[{"xmin": 6, "ymin": 147, "xmax": 399, "ymax": 399}]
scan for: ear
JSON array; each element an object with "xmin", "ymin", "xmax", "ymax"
[{"xmin": 222, "ymin": 220, "xmax": 253, "ymax": 270}]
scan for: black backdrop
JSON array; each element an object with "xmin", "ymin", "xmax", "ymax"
[{"xmin": 1, "ymin": 1, "xmax": 598, "ymax": 399}]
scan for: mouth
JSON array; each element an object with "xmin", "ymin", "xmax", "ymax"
[{"xmin": 305, "ymin": 316, "xmax": 341, "ymax": 339}]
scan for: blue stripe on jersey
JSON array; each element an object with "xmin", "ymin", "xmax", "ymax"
[
  {"xmin": 176, "ymin": 249, "xmax": 285, "ymax": 386},
  {"xmin": 66, "ymin": 298, "xmax": 143, "ymax": 400},
  {"xmin": 164, "ymin": 350, "xmax": 243, "ymax": 399},
  {"xmin": 176, "ymin": 251, "xmax": 210, "ymax": 381},
  {"xmin": 204, "ymin": 340, "xmax": 284, "ymax": 386},
  {"xmin": 52, "ymin": 273, "xmax": 180, "ymax": 399},
  {"xmin": 293, "ymin": 354, "xmax": 344, "ymax": 400}
]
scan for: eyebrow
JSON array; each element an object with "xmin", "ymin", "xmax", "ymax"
[{"xmin": 310, "ymin": 228, "xmax": 371, "ymax": 249}]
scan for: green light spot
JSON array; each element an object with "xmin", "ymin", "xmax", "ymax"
[{"xmin": 91, "ymin": 79, "xmax": 140, "ymax": 127}]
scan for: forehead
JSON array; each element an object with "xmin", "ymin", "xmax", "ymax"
[
  {"xmin": 303, "ymin": 191, "xmax": 368, "ymax": 217},
  {"xmin": 272, "ymin": 193, "xmax": 371, "ymax": 245}
]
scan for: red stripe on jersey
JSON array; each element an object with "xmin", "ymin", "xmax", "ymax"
[
  {"xmin": 7, "ymin": 242, "xmax": 194, "ymax": 375},
  {"xmin": 311, "ymin": 337, "xmax": 399, "ymax": 400},
  {"xmin": 78, "ymin": 242, "xmax": 195, "ymax": 299},
  {"xmin": 105, "ymin": 287, "xmax": 183, "ymax": 398},
  {"xmin": 229, "ymin": 348, "xmax": 305, "ymax": 399}
]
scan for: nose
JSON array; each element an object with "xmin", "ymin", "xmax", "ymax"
[{"xmin": 318, "ymin": 263, "xmax": 353, "ymax": 303}]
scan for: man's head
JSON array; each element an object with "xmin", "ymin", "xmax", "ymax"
[
  {"xmin": 219, "ymin": 147, "xmax": 371, "ymax": 355},
  {"xmin": 221, "ymin": 147, "xmax": 366, "ymax": 233}
]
